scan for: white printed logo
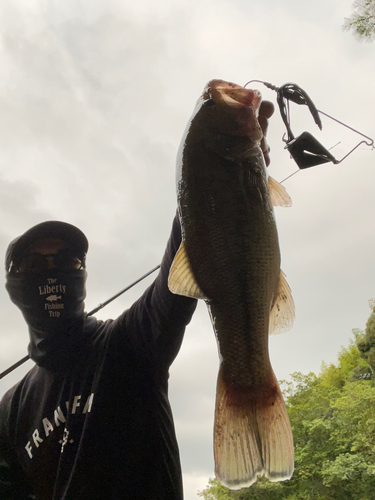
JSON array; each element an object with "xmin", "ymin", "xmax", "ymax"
[{"xmin": 59, "ymin": 428, "xmax": 74, "ymax": 453}]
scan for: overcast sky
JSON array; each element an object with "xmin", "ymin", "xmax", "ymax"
[{"xmin": 0, "ymin": 0, "xmax": 374, "ymax": 498}]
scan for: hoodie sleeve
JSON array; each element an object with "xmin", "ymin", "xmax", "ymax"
[{"xmin": 113, "ymin": 213, "xmax": 198, "ymax": 368}]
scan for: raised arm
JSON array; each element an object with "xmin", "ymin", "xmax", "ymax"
[{"xmin": 113, "ymin": 213, "xmax": 197, "ymax": 368}]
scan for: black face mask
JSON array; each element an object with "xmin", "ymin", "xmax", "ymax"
[{"xmin": 6, "ymin": 269, "xmax": 87, "ymax": 369}]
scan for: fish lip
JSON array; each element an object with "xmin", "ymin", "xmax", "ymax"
[{"xmin": 206, "ymin": 79, "xmax": 261, "ymax": 109}]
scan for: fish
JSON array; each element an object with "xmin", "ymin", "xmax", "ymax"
[
  {"xmin": 168, "ymin": 79, "xmax": 295, "ymax": 489},
  {"xmin": 46, "ymin": 295, "xmax": 62, "ymax": 302}
]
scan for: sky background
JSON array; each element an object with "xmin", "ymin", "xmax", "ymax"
[{"xmin": 0, "ymin": 0, "xmax": 374, "ymax": 498}]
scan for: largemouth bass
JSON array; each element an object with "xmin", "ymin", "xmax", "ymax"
[{"xmin": 168, "ymin": 79, "xmax": 295, "ymax": 489}]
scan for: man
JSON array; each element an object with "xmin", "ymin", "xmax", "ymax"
[
  {"xmin": 0, "ymin": 100, "xmax": 273, "ymax": 499},
  {"xmin": 1, "ymin": 215, "xmax": 199, "ymax": 500}
]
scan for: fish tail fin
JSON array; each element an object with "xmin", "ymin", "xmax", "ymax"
[{"xmin": 214, "ymin": 367, "xmax": 294, "ymax": 489}]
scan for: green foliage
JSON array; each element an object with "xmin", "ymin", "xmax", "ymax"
[
  {"xmin": 343, "ymin": 0, "xmax": 375, "ymax": 42},
  {"xmin": 356, "ymin": 306, "xmax": 375, "ymax": 376},
  {"xmin": 198, "ymin": 477, "xmax": 288, "ymax": 500},
  {"xmin": 199, "ymin": 310, "xmax": 375, "ymax": 500}
]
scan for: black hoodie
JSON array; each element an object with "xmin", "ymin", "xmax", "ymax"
[{"xmin": 0, "ymin": 217, "xmax": 197, "ymax": 500}]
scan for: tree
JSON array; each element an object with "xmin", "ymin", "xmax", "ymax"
[
  {"xmin": 197, "ymin": 477, "xmax": 287, "ymax": 500},
  {"xmin": 199, "ymin": 320, "xmax": 375, "ymax": 499},
  {"xmin": 356, "ymin": 303, "xmax": 375, "ymax": 375},
  {"xmin": 343, "ymin": 0, "xmax": 375, "ymax": 42}
]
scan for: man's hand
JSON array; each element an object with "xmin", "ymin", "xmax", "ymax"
[{"xmin": 258, "ymin": 100, "xmax": 274, "ymax": 167}]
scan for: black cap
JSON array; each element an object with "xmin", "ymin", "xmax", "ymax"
[{"xmin": 5, "ymin": 221, "xmax": 89, "ymax": 273}]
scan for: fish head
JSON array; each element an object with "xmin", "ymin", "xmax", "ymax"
[
  {"xmin": 201, "ymin": 80, "xmax": 263, "ymax": 143},
  {"xmin": 176, "ymin": 79, "xmax": 265, "ymax": 186}
]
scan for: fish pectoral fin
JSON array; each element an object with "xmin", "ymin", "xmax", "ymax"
[
  {"xmin": 214, "ymin": 368, "xmax": 294, "ymax": 489},
  {"xmin": 268, "ymin": 176, "xmax": 292, "ymax": 207},
  {"xmin": 168, "ymin": 242, "xmax": 207, "ymax": 299},
  {"xmin": 269, "ymin": 270, "xmax": 295, "ymax": 335}
]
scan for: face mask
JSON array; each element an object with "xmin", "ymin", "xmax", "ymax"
[{"xmin": 6, "ymin": 269, "xmax": 87, "ymax": 368}]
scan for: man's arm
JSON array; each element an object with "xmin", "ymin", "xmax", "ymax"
[{"xmin": 115, "ymin": 213, "xmax": 197, "ymax": 369}]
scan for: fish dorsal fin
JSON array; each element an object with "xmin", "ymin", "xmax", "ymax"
[
  {"xmin": 269, "ymin": 270, "xmax": 295, "ymax": 335},
  {"xmin": 268, "ymin": 177, "xmax": 292, "ymax": 207},
  {"xmin": 168, "ymin": 242, "xmax": 207, "ymax": 300}
]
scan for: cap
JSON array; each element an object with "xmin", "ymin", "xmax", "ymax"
[{"xmin": 5, "ymin": 221, "xmax": 89, "ymax": 273}]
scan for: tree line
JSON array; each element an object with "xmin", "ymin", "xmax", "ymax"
[{"xmin": 199, "ymin": 301, "xmax": 375, "ymax": 499}]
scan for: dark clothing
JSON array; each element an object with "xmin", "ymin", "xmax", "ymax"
[{"xmin": 0, "ymin": 217, "xmax": 197, "ymax": 499}]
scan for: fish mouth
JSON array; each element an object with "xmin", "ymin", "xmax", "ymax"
[{"xmin": 207, "ymin": 80, "xmax": 261, "ymax": 109}]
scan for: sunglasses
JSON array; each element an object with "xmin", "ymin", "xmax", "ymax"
[{"xmin": 17, "ymin": 249, "xmax": 84, "ymax": 273}]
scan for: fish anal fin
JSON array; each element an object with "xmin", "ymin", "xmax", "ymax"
[
  {"xmin": 214, "ymin": 367, "xmax": 294, "ymax": 489},
  {"xmin": 268, "ymin": 176, "xmax": 292, "ymax": 207},
  {"xmin": 269, "ymin": 270, "xmax": 295, "ymax": 336},
  {"xmin": 168, "ymin": 242, "xmax": 207, "ymax": 299}
]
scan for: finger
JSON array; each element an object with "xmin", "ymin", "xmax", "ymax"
[
  {"xmin": 259, "ymin": 100, "xmax": 274, "ymax": 119},
  {"xmin": 258, "ymin": 101, "xmax": 274, "ymax": 137},
  {"xmin": 258, "ymin": 114, "xmax": 269, "ymax": 137},
  {"xmin": 261, "ymin": 138, "xmax": 271, "ymax": 167},
  {"xmin": 259, "ymin": 101, "xmax": 274, "ymax": 167}
]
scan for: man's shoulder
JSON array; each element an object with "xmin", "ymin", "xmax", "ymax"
[
  {"xmin": 0, "ymin": 365, "xmax": 40, "ymax": 418},
  {"xmin": 83, "ymin": 312, "xmax": 128, "ymax": 342}
]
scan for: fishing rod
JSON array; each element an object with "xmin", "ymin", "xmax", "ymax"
[{"xmin": 0, "ymin": 264, "xmax": 161, "ymax": 380}]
